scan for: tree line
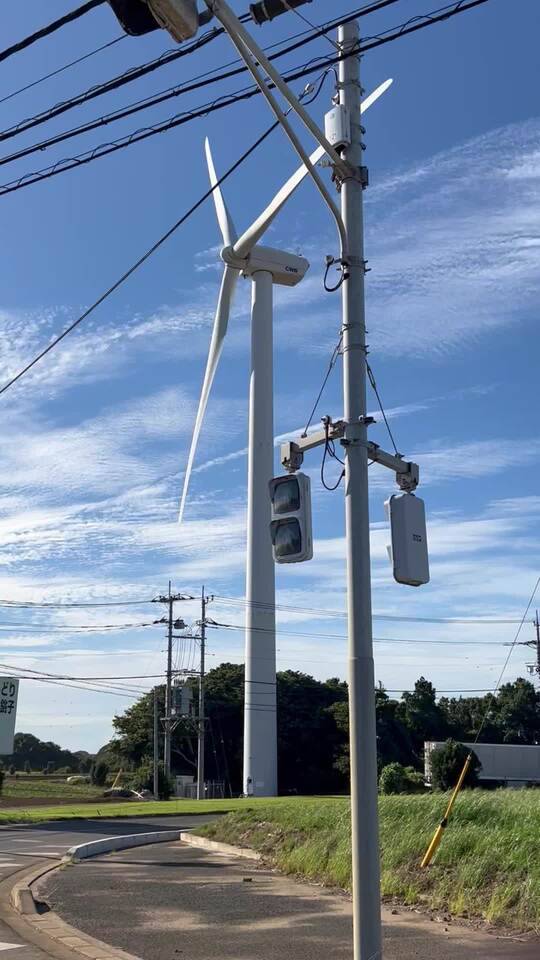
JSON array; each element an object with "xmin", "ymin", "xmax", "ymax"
[{"xmin": 105, "ymin": 665, "xmax": 540, "ymax": 794}]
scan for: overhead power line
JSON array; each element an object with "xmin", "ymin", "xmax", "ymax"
[
  {"xmin": 0, "ymin": 36, "xmax": 127, "ymax": 108},
  {"xmin": 0, "ymin": 88, "xmax": 302, "ymax": 396},
  {"xmin": 0, "ymin": 1, "xmax": 395, "ymax": 148},
  {"xmin": 0, "ymin": 0, "xmax": 495, "ymax": 200},
  {"xmin": 209, "ymin": 621, "xmax": 513, "ymax": 646},
  {"xmin": 0, "ymin": 1, "xmax": 107, "ymax": 66},
  {"xmin": 0, "ymin": 598, "xmax": 154, "ymax": 608},
  {"xmin": 212, "ymin": 594, "xmax": 526, "ymax": 625}
]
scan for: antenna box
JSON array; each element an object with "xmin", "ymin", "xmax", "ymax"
[{"xmin": 385, "ymin": 493, "xmax": 429, "ymax": 587}]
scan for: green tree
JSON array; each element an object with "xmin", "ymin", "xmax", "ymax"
[
  {"xmin": 492, "ymin": 679, "xmax": 540, "ymax": 744},
  {"xmin": 397, "ymin": 677, "xmax": 448, "ymax": 760},
  {"xmin": 91, "ymin": 761, "xmax": 109, "ymax": 787},
  {"xmin": 430, "ymin": 739, "xmax": 480, "ymax": 790}
]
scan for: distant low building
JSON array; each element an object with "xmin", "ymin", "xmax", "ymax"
[{"xmin": 424, "ymin": 741, "xmax": 540, "ymax": 786}]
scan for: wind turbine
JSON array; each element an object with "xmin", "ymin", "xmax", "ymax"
[{"xmin": 179, "ymin": 77, "xmax": 392, "ymax": 797}]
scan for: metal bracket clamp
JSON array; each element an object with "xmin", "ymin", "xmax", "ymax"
[{"xmin": 281, "ymin": 419, "xmax": 420, "ymax": 491}]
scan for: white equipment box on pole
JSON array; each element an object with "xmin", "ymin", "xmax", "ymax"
[
  {"xmin": 0, "ymin": 677, "xmax": 19, "ymax": 755},
  {"xmin": 385, "ymin": 493, "xmax": 430, "ymax": 587}
]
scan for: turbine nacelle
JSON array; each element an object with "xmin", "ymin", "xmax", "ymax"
[{"xmin": 220, "ymin": 243, "xmax": 309, "ymax": 287}]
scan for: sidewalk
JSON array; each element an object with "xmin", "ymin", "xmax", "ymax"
[{"xmin": 37, "ymin": 840, "xmax": 538, "ymax": 960}]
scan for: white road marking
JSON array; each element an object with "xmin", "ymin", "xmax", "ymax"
[
  {"xmin": 0, "ymin": 942, "xmax": 22, "ymax": 951},
  {"xmin": 0, "ymin": 862, "xmax": 21, "ymax": 868}
]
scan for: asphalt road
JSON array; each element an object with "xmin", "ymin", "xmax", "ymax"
[
  {"xmin": 0, "ymin": 815, "xmax": 215, "ymax": 960},
  {"xmin": 38, "ymin": 839, "xmax": 539, "ymax": 960}
]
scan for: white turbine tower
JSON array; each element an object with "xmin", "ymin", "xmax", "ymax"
[{"xmin": 179, "ymin": 78, "xmax": 392, "ymax": 797}]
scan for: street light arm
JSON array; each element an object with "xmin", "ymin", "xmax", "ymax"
[{"xmin": 205, "ymin": 0, "xmax": 348, "ymax": 259}]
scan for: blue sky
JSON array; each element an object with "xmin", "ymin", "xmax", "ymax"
[{"xmin": 0, "ymin": 0, "xmax": 538, "ymax": 752}]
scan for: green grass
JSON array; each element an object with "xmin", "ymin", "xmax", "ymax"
[
  {"xmin": 197, "ymin": 792, "xmax": 540, "ymax": 933},
  {"xmin": 0, "ymin": 796, "xmax": 259, "ymax": 824},
  {"xmin": 2, "ymin": 777, "xmax": 100, "ymax": 801}
]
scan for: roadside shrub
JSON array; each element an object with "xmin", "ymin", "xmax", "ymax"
[
  {"xmin": 131, "ymin": 759, "xmax": 174, "ymax": 800},
  {"xmin": 430, "ymin": 739, "xmax": 480, "ymax": 790},
  {"xmin": 8, "ymin": 765, "xmax": 15, "ymax": 775},
  {"xmin": 91, "ymin": 761, "xmax": 109, "ymax": 787},
  {"xmin": 379, "ymin": 762, "xmax": 426, "ymax": 794}
]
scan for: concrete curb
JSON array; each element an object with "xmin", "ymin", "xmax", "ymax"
[
  {"xmin": 179, "ymin": 831, "xmax": 261, "ymax": 861},
  {"xmin": 6, "ymin": 858, "xmax": 143, "ymax": 960},
  {"xmin": 66, "ymin": 829, "xmax": 182, "ymax": 862}
]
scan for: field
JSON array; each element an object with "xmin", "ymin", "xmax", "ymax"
[
  {"xmin": 197, "ymin": 792, "xmax": 540, "ymax": 933},
  {"xmin": 1, "ymin": 775, "xmax": 101, "ymax": 805}
]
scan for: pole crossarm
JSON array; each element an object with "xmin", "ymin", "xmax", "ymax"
[{"xmin": 281, "ymin": 420, "xmax": 420, "ymax": 491}]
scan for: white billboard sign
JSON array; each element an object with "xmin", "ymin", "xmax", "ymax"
[{"xmin": 0, "ymin": 677, "xmax": 19, "ymax": 755}]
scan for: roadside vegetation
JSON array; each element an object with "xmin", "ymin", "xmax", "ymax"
[
  {"xmin": 198, "ymin": 792, "xmax": 540, "ymax": 933},
  {"xmin": 0, "ymin": 796, "xmax": 252, "ymax": 823}
]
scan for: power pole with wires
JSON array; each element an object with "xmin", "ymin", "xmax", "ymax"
[
  {"xmin": 197, "ymin": 586, "xmax": 207, "ymax": 800},
  {"xmin": 153, "ymin": 686, "xmax": 159, "ymax": 798},
  {"xmin": 152, "ymin": 583, "xmax": 188, "ymax": 778}
]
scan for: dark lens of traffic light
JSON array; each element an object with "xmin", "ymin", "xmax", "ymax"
[
  {"xmin": 271, "ymin": 518, "xmax": 302, "ymax": 557},
  {"xmin": 272, "ymin": 477, "xmax": 300, "ymax": 514}
]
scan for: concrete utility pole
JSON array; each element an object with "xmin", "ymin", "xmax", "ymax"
[
  {"xmin": 153, "ymin": 584, "xmax": 188, "ymax": 778},
  {"xmin": 153, "ymin": 687, "xmax": 159, "ymax": 799},
  {"xmin": 165, "ymin": 581, "xmax": 173, "ymax": 776},
  {"xmin": 197, "ymin": 586, "xmax": 207, "ymax": 800},
  {"xmin": 338, "ymin": 21, "xmax": 382, "ymax": 960}
]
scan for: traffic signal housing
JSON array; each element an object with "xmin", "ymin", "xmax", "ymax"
[
  {"xmin": 269, "ymin": 472, "xmax": 313, "ymax": 563},
  {"xmin": 107, "ymin": 0, "xmax": 199, "ymax": 40},
  {"xmin": 385, "ymin": 492, "xmax": 430, "ymax": 587}
]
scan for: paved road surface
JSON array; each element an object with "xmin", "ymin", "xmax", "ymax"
[
  {"xmin": 39, "ymin": 839, "xmax": 539, "ymax": 960},
  {"xmin": 0, "ymin": 815, "xmax": 214, "ymax": 960}
]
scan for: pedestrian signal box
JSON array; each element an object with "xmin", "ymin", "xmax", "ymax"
[
  {"xmin": 269, "ymin": 472, "xmax": 313, "ymax": 563},
  {"xmin": 385, "ymin": 492, "xmax": 430, "ymax": 587}
]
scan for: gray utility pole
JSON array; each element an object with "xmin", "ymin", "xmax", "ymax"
[
  {"xmin": 153, "ymin": 584, "xmax": 188, "ymax": 779},
  {"xmin": 153, "ymin": 687, "xmax": 159, "ymax": 799},
  {"xmin": 197, "ymin": 586, "xmax": 207, "ymax": 800},
  {"xmin": 165, "ymin": 580, "xmax": 173, "ymax": 777},
  {"xmin": 339, "ymin": 21, "xmax": 382, "ymax": 960}
]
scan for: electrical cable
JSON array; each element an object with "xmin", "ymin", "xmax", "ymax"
[
  {"xmin": 366, "ymin": 360, "xmax": 400, "ymax": 456},
  {"xmin": 207, "ymin": 621, "xmax": 512, "ymax": 646},
  {"xmin": 0, "ymin": 36, "xmax": 127, "ymax": 108},
  {"xmin": 0, "ymin": 25, "xmax": 331, "ymax": 170},
  {"xmin": 0, "ymin": 118, "xmax": 281, "ymax": 397},
  {"xmin": 0, "ymin": 598, "xmax": 154, "ymax": 607},
  {"xmin": 472, "ymin": 576, "xmax": 540, "ymax": 744},
  {"xmin": 0, "ymin": 0, "xmax": 493, "ymax": 198},
  {"xmin": 0, "ymin": 1, "xmax": 107, "ymax": 66},
  {"xmin": 0, "ymin": 621, "xmax": 157, "ymax": 632},
  {"xmin": 301, "ymin": 332, "xmax": 343, "ymax": 437},
  {"xmin": 0, "ymin": 1, "xmax": 398, "ymax": 149},
  {"xmin": 0, "ymin": 71, "xmax": 329, "ymax": 398},
  {"xmin": 320, "ymin": 418, "xmax": 345, "ymax": 491},
  {"xmin": 211, "ymin": 594, "xmax": 530, "ymax": 625}
]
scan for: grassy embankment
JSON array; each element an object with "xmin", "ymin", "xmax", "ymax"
[{"xmin": 197, "ymin": 792, "xmax": 540, "ymax": 933}]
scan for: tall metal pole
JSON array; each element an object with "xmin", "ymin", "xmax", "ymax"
[
  {"xmin": 164, "ymin": 579, "xmax": 173, "ymax": 778},
  {"xmin": 535, "ymin": 611, "xmax": 540, "ymax": 680},
  {"xmin": 153, "ymin": 687, "xmax": 159, "ymax": 799},
  {"xmin": 243, "ymin": 270, "xmax": 277, "ymax": 797},
  {"xmin": 339, "ymin": 21, "xmax": 382, "ymax": 960},
  {"xmin": 197, "ymin": 586, "xmax": 206, "ymax": 800}
]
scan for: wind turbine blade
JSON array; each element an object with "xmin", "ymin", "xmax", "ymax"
[
  {"xmin": 205, "ymin": 137, "xmax": 238, "ymax": 248},
  {"xmin": 178, "ymin": 264, "xmax": 239, "ymax": 522},
  {"xmin": 233, "ymin": 78, "xmax": 393, "ymax": 259}
]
